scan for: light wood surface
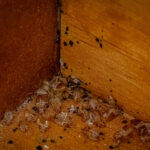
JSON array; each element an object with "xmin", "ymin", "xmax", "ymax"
[
  {"xmin": 61, "ymin": 0, "xmax": 150, "ymax": 121},
  {"xmin": 0, "ymin": 0, "xmax": 59, "ymax": 118},
  {"xmin": 0, "ymin": 100, "xmax": 147, "ymax": 150}
]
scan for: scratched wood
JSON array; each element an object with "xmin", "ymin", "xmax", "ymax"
[{"xmin": 61, "ymin": 0, "xmax": 150, "ymax": 120}]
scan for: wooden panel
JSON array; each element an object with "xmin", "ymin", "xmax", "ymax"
[
  {"xmin": 61, "ymin": 0, "xmax": 150, "ymax": 120},
  {"xmin": 0, "ymin": 97, "xmax": 147, "ymax": 150},
  {"xmin": 0, "ymin": 0, "xmax": 59, "ymax": 118},
  {"xmin": 0, "ymin": 116, "xmax": 146, "ymax": 150}
]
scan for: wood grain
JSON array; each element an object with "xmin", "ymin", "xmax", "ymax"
[
  {"xmin": 0, "ymin": 100, "xmax": 147, "ymax": 150},
  {"xmin": 61, "ymin": 0, "xmax": 150, "ymax": 120},
  {"xmin": 0, "ymin": 0, "xmax": 59, "ymax": 119}
]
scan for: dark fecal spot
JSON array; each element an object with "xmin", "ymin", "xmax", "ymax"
[
  {"xmin": 99, "ymin": 132, "xmax": 104, "ymax": 135},
  {"xmin": 56, "ymin": 37, "xmax": 60, "ymax": 44},
  {"xmin": 76, "ymin": 41, "xmax": 79, "ymax": 44},
  {"xmin": 50, "ymin": 139, "xmax": 55, "ymax": 143},
  {"xmin": 59, "ymin": 136, "xmax": 63, "ymax": 139},
  {"xmin": 85, "ymin": 108, "xmax": 90, "ymax": 112},
  {"xmin": 42, "ymin": 139, "xmax": 47, "ymax": 143},
  {"xmin": 83, "ymin": 99, "xmax": 88, "ymax": 102},
  {"xmin": 122, "ymin": 120, "xmax": 128, "ymax": 124},
  {"xmin": 67, "ymin": 81, "xmax": 73, "ymax": 87},
  {"xmin": 109, "ymin": 145, "xmax": 114, "ymax": 149},
  {"xmin": 130, "ymin": 119, "xmax": 141, "ymax": 125},
  {"xmin": 68, "ymin": 94, "xmax": 74, "ymax": 99},
  {"xmin": 82, "ymin": 94, "xmax": 88, "ymax": 98},
  {"xmin": 68, "ymin": 75, "xmax": 71, "ymax": 78},
  {"xmin": 100, "ymin": 43, "xmax": 103, "ymax": 48},
  {"xmin": 119, "ymin": 107, "xmax": 124, "ymax": 111},
  {"xmin": 32, "ymin": 106, "xmax": 39, "ymax": 112},
  {"xmin": 8, "ymin": 140, "xmax": 13, "ymax": 144},
  {"xmin": 12, "ymin": 128, "xmax": 18, "ymax": 132},
  {"xmin": 127, "ymin": 141, "xmax": 131, "ymax": 144},
  {"xmin": 63, "ymin": 41, "xmax": 67, "ymax": 46},
  {"xmin": 57, "ymin": 29, "xmax": 60, "ymax": 35},
  {"xmin": 109, "ymin": 79, "xmax": 112, "ymax": 82},
  {"xmin": 64, "ymin": 128, "xmax": 66, "ymax": 131},
  {"xmin": 110, "ymin": 90, "xmax": 113, "ymax": 93},
  {"xmin": 36, "ymin": 145, "xmax": 42, "ymax": 150},
  {"xmin": 63, "ymin": 63, "xmax": 68, "ymax": 69},
  {"xmin": 46, "ymin": 104, "xmax": 49, "ymax": 108},
  {"xmin": 60, "ymin": 9, "xmax": 64, "ymax": 13},
  {"xmin": 62, "ymin": 97, "xmax": 67, "ymax": 101},
  {"xmin": 112, "ymin": 22, "xmax": 115, "ymax": 25},
  {"xmin": 66, "ymin": 26, "xmax": 69, "ymax": 31},
  {"xmin": 103, "ymin": 100, "xmax": 108, "ymax": 104},
  {"xmin": 96, "ymin": 38, "xmax": 99, "ymax": 42},
  {"xmin": 69, "ymin": 40, "xmax": 73, "ymax": 46},
  {"xmin": 26, "ymin": 96, "xmax": 32, "ymax": 102},
  {"xmin": 65, "ymin": 31, "xmax": 68, "ymax": 35}
]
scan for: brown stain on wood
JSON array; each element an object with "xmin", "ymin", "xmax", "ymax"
[
  {"xmin": 0, "ymin": 0, "xmax": 59, "ymax": 118},
  {"xmin": 61, "ymin": 0, "xmax": 150, "ymax": 120}
]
